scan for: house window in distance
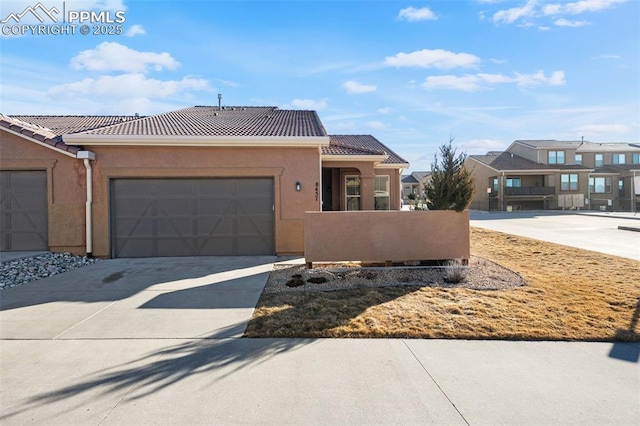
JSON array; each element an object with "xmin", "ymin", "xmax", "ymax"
[
  {"xmin": 633, "ymin": 153, "xmax": 640, "ymax": 164},
  {"xmin": 345, "ymin": 175, "xmax": 361, "ymax": 211},
  {"xmin": 618, "ymin": 180, "xmax": 624, "ymax": 197},
  {"xmin": 561, "ymin": 173, "xmax": 578, "ymax": 191},
  {"xmin": 589, "ymin": 177, "xmax": 611, "ymax": 193},
  {"xmin": 548, "ymin": 150, "xmax": 565, "ymax": 164},
  {"xmin": 506, "ymin": 177, "xmax": 521, "ymax": 187},
  {"xmin": 595, "ymin": 154, "xmax": 604, "ymax": 167},
  {"xmin": 612, "ymin": 154, "xmax": 626, "ymax": 165},
  {"xmin": 374, "ymin": 175, "xmax": 390, "ymax": 210},
  {"xmin": 575, "ymin": 153, "xmax": 583, "ymax": 165}
]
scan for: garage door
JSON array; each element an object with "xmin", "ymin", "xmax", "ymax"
[
  {"xmin": 111, "ymin": 178, "xmax": 274, "ymax": 257},
  {"xmin": 0, "ymin": 170, "xmax": 48, "ymax": 251}
]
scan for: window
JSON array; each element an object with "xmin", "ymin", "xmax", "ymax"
[
  {"xmin": 506, "ymin": 177, "xmax": 521, "ymax": 187},
  {"xmin": 561, "ymin": 174, "xmax": 578, "ymax": 191},
  {"xmin": 574, "ymin": 154, "xmax": 583, "ymax": 165},
  {"xmin": 589, "ymin": 177, "xmax": 612, "ymax": 194},
  {"xmin": 548, "ymin": 150, "xmax": 565, "ymax": 164},
  {"xmin": 618, "ymin": 179, "xmax": 624, "ymax": 197},
  {"xmin": 374, "ymin": 175, "xmax": 390, "ymax": 210},
  {"xmin": 595, "ymin": 154, "xmax": 603, "ymax": 167},
  {"xmin": 633, "ymin": 153, "xmax": 640, "ymax": 164},
  {"xmin": 491, "ymin": 177, "xmax": 498, "ymax": 193},
  {"xmin": 345, "ymin": 176, "xmax": 360, "ymax": 210},
  {"xmin": 612, "ymin": 154, "xmax": 626, "ymax": 165}
]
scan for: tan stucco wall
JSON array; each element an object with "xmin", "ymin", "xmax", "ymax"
[
  {"xmin": 0, "ymin": 131, "xmax": 87, "ymax": 254},
  {"xmin": 465, "ymin": 158, "xmax": 494, "ymax": 211},
  {"xmin": 304, "ymin": 210, "xmax": 470, "ymax": 263},
  {"xmin": 88, "ymin": 145, "xmax": 321, "ymax": 257}
]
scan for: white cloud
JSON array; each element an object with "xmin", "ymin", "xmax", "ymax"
[
  {"xmin": 377, "ymin": 107, "xmax": 392, "ymax": 114},
  {"xmin": 70, "ymin": 42, "xmax": 180, "ymax": 73},
  {"xmin": 545, "ymin": 0, "xmax": 626, "ymax": 15},
  {"xmin": 458, "ymin": 139, "xmax": 507, "ymax": 155},
  {"xmin": 398, "ymin": 6, "xmax": 437, "ymax": 21},
  {"xmin": 493, "ymin": 0, "xmax": 537, "ymax": 24},
  {"xmin": 592, "ymin": 54, "xmax": 621, "ymax": 60},
  {"xmin": 384, "ymin": 49, "xmax": 480, "ymax": 69},
  {"xmin": 491, "ymin": 58, "xmax": 509, "ymax": 64},
  {"xmin": 343, "ymin": 80, "xmax": 377, "ymax": 94},
  {"xmin": 287, "ymin": 98, "xmax": 328, "ymax": 110},
  {"xmin": 554, "ymin": 18, "xmax": 590, "ymax": 26},
  {"xmin": 423, "ymin": 70, "xmax": 566, "ymax": 91},
  {"xmin": 48, "ymin": 73, "xmax": 209, "ymax": 98},
  {"xmin": 367, "ymin": 121, "xmax": 387, "ymax": 130},
  {"xmin": 574, "ymin": 123, "xmax": 630, "ymax": 134},
  {"xmin": 125, "ymin": 24, "xmax": 145, "ymax": 37}
]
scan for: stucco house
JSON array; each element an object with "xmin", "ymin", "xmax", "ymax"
[
  {"xmin": 466, "ymin": 140, "xmax": 640, "ymax": 212},
  {"xmin": 0, "ymin": 106, "xmax": 408, "ymax": 257},
  {"xmin": 401, "ymin": 171, "xmax": 431, "ymax": 201}
]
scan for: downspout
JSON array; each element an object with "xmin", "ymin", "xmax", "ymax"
[{"xmin": 77, "ymin": 151, "xmax": 96, "ymax": 257}]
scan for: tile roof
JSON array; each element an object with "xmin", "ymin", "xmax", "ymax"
[
  {"xmin": 514, "ymin": 140, "xmax": 586, "ymax": 149},
  {"xmin": 0, "ymin": 114, "xmax": 80, "ymax": 155},
  {"xmin": 326, "ymin": 135, "xmax": 409, "ymax": 165},
  {"xmin": 10, "ymin": 115, "xmax": 142, "ymax": 135},
  {"xmin": 402, "ymin": 175, "xmax": 419, "ymax": 183},
  {"xmin": 576, "ymin": 142, "xmax": 640, "ymax": 152},
  {"xmin": 470, "ymin": 152, "xmax": 591, "ymax": 171},
  {"xmin": 77, "ymin": 106, "xmax": 328, "ymax": 137}
]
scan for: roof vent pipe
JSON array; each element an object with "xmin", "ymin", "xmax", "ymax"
[{"xmin": 218, "ymin": 93, "xmax": 222, "ymax": 110}]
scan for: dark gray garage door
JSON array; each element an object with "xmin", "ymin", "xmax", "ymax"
[
  {"xmin": 111, "ymin": 178, "xmax": 274, "ymax": 257},
  {"xmin": 0, "ymin": 170, "xmax": 48, "ymax": 251}
]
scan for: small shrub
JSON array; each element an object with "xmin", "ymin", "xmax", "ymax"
[
  {"xmin": 285, "ymin": 274, "xmax": 305, "ymax": 287},
  {"xmin": 444, "ymin": 258, "xmax": 468, "ymax": 284}
]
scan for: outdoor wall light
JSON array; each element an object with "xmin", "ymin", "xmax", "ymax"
[{"xmin": 295, "ymin": 181, "xmax": 302, "ymax": 191}]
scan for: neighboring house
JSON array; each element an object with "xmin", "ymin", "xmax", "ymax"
[
  {"xmin": 0, "ymin": 106, "xmax": 409, "ymax": 257},
  {"xmin": 401, "ymin": 171, "xmax": 431, "ymax": 201},
  {"xmin": 466, "ymin": 140, "xmax": 640, "ymax": 212}
]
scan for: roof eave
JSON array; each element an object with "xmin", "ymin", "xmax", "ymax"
[
  {"xmin": 321, "ymin": 154, "xmax": 388, "ymax": 162},
  {"xmin": 63, "ymin": 134, "xmax": 331, "ymax": 147},
  {"xmin": 377, "ymin": 163, "xmax": 410, "ymax": 169},
  {"xmin": 1, "ymin": 126, "xmax": 77, "ymax": 158}
]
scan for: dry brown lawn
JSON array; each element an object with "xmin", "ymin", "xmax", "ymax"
[{"xmin": 245, "ymin": 227, "xmax": 640, "ymax": 341}]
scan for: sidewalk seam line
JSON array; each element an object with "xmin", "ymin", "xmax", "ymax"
[
  {"xmin": 52, "ymin": 300, "xmax": 119, "ymax": 340},
  {"xmin": 402, "ymin": 340, "xmax": 470, "ymax": 426}
]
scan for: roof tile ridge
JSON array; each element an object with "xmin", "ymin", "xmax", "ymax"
[{"xmin": 2, "ymin": 114, "xmax": 56, "ymax": 135}]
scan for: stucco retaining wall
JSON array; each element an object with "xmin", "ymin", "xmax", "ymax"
[{"xmin": 304, "ymin": 210, "xmax": 470, "ymax": 264}]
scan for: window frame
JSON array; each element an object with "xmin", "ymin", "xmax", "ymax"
[
  {"xmin": 374, "ymin": 175, "xmax": 390, "ymax": 210},
  {"xmin": 548, "ymin": 150, "xmax": 565, "ymax": 165},
  {"xmin": 595, "ymin": 154, "xmax": 604, "ymax": 168},
  {"xmin": 506, "ymin": 177, "xmax": 521, "ymax": 188},
  {"xmin": 574, "ymin": 153, "xmax": 583, "ymax": 165},
  {"xmin": 560, "ymin": 173, "xmax": 578, "ymax": 191},
  {"xmin": 345, "ymin": 175, "xmax": 361, "ymax": 211},
  {"xmin": 589, "ymin": 176, "xmax": 612, "ymax": 194},
  {"xmin": 633, "ymin": 153, "xmax": 640, "ymax": 164},
  {"xmin": 612, "ymin": 153, "xmax": 626, "ymax": 165}
]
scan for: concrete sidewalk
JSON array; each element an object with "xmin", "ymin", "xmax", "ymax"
[{"xmin": 1, "ymin": 337, "xmax": 638, "ymax": 425}]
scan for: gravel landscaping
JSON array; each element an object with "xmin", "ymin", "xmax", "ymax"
[
  {"xmin": 264, "ymin": 255, "xmax": 525, "ymax": 293},
  {"xmin": 0, "ymin": 253, "xmax": 101, "ymax": 290}
]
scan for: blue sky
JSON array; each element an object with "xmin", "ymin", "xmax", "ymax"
[{"xmin": 1, "ymin": 0, "xmax": 638, "ymax": 171}]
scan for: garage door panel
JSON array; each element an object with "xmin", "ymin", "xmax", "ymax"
[
  {"xmin": 111, "ymin": 178, "xmax": 274, "ymax": 257},
  {"xmin": 0, "ymin": 171, "xmax": 48, "ymax": 251}
]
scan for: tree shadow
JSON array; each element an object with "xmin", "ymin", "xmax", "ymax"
[
  {"xmin": 609, "ymin": 298, "xmax": 640, "ymax": 363},
  {"xmin": 0, "ymin": 324, "xmax": 313, "ymax": 422},
  {"xmin": 245, "ymin": 284, "xmax": 424, "ymax": 337}
]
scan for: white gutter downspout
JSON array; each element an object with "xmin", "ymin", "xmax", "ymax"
[{"xmin": 77, "ymin": 151, "xmax": 96, "ymax": 257}]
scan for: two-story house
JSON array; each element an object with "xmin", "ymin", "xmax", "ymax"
[{"xmin": 466, "ymin": 140, "xmax": 640, "ymax": 212}]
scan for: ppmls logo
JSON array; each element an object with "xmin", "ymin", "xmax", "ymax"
[
  {"xmin": 1, "ymin": 2, "xmax": 60, "ymax": 24},
  {"xmin": 2, "ymin": 2, "xmax": 126, "ymax": 36}
]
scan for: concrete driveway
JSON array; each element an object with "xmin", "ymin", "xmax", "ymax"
[
  {"xmin": 470, "ymin": 211, "xmax": 640, "ymax": 261},
  {"xmin": 0, "ymin": 256, "xmax": 275, "ymax": 340}
]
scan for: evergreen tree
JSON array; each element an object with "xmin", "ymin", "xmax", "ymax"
[{"xmin": 425, "ymin": 138, "xmax": 475, "ymax": 212}]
